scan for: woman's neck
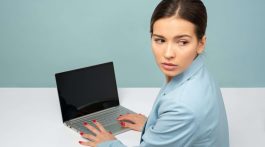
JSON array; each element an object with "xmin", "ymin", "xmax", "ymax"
[{"xmin": 166, "ymin": 76, "xmax": 173, "ymax": 83}]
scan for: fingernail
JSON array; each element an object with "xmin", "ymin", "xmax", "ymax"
[
  {"xmin": 79, "ymin": 141, "xmax": 83, "ymax": 144},
  {"xmin": 80, "ymin": 132, "xmax": 84, "ymax": 136},
  {"xmin": 83, "ymin": 122, "xmax": 88, "ymax": 125},
  {"xmin": 120, "ymin": 122, "xmax": 125, "ymax": 126},
  {"xmin": 92, "ymin": 119, "xmax": 97, "ymax": 123}
]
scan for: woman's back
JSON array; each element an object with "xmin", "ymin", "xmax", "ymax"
[{"xmin": 140, "ymin": 55, "xmax": 229, "ymax": 147}]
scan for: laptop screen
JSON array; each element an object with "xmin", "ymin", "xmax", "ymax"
[{"xmin": 55, "ymin": 62, "xmax": 119, "ymax": 122}]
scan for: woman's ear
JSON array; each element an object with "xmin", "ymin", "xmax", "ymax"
[{"xmin": 197, "ymin": 35, "xmax": 206, "ymax": 54}]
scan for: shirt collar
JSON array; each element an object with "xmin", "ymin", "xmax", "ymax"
[{"xmin": 162, "ymin": 54, "xmax": 205, "ymax": 94}]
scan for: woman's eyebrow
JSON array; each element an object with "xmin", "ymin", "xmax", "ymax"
[
  {"xmin": 152, "ymin": 34, "xmax": 165, "ymax": 38},
  {"xmin": 173, "ymin": 34, "xmax": 192, "ymax": 39},
  {"xmin": 152, "ymin": 34, "xmax": 192, "ymax": 39}
]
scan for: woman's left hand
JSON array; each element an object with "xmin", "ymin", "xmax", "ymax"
[{"xmin": 79, "ymin": 120, "xmax": 116, "ymax": 146}]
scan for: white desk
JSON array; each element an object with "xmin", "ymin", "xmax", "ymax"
[{"xmin": 0, "ymin": 88, "xmax": 264, "ymax": 147}]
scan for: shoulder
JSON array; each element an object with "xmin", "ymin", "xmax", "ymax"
[
  {"xmin": 162, "ymin": 66, "xmax": 221, "ymax": 117},
  {"xmin": 180, "ymin": 66, "xmax": 219, "ymax": 102}
]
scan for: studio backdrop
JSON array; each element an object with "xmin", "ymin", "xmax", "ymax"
[{"xmin": 0, "ymin": 0, "xmax": 264, "ymax": 87}]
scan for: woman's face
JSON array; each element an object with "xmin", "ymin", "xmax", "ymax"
[{"xmin": 151, "ymin": 16, "xmax": 206, "ymax": 82}]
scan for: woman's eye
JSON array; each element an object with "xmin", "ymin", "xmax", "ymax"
[
  {"xmin": 154, "ymin": 38, "xmax": 165, "ymax": 44},
  {"xmin": 178, "ymin": 40, "xmax": 189, "ymax": 46}
]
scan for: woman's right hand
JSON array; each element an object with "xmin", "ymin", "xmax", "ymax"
[{"xmin": 117, "ymin": 113, "xmax": 147, "ymax": 132}]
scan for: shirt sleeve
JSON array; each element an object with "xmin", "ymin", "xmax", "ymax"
[
  {"xmin": 139, "ymin": 103, "xmax": 198, "ymax": 147},
  {"xmin": 97, "ymin": 140, "xmax": 126, "ymax": 147}
]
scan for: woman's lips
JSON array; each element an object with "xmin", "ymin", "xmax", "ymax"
[{"xmin": 161, "ymin": 63, "xmax": 178, "ymax": 71}]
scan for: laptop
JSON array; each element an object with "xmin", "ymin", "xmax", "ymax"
[{"xmin": 55, "ymin": 62, "xmax": 136, "ymax": 135}]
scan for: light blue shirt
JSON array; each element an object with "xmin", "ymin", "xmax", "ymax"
[{"xmin": 98, "ymin": 55, "xmax": 229, "ymax": 147}]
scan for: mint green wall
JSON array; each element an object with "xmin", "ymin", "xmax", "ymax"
[{"xmin": 1, "ymin": 0, "xmax": 264, "ymax": 87}]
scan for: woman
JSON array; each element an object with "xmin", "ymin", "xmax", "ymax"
[{"xmin": 79, "ymin": 0, "xmax": 229, "ymax": 146}]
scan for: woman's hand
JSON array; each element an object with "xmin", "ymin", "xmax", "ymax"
[
  {"xmin": 79, "ymin": 120, "xmax": 116, "ymax": 146},
  {"xmin": 117, "ymin": 113, "xmax": 147, "ymax": 132}
]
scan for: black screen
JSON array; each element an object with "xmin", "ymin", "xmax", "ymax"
[{"xmin": 55, "ymin": 62, "xmax": 119, "ymax": 122}]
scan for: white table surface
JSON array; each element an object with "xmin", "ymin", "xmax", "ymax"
[{"xmin": 0, "ymin": 88, "xmax": 264, "ymax": 147}]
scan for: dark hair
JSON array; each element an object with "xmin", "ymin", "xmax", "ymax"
[{"xmin": 150, "ymin": 0, "xmax": 207, "ymax": 40}]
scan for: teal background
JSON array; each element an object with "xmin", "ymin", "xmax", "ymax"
[{"xmin": 0, "ymin": 0, "xmax": 264, "ymax": 87}]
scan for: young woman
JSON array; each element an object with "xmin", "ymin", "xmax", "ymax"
[{"xmin": 79, "ymin": 0, "xmax": 229, "ymax": 146}]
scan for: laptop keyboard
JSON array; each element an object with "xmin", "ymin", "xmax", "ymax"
[{"xmin": 67, "ymin": 106, "xmax": 135, "ymax": 135}]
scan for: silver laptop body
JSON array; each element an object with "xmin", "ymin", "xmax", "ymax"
[{"xmin": 55, "ymin": 62, "xmax": 136, "ymax": 135}]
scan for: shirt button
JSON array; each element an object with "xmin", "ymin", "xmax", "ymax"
[{"xmin": 163, "ymin": 93, "xmax": 166, "ymax": 96}]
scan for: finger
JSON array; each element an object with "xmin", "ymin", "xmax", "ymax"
[
  {"xmin": 117, "ymin": 114, "xmax": 135, "ymax": 121},
  {"xmin": 79, "ymin": 141, "xmax": 96, "ymax": 147},
  {"xmin": 120, "ymin": 121, "xmax": 138, "ymax": 130},
  {"xmin": 80, "ymin": 132, "xmax": 97, "ymax": 142},
  {"xmin": 117, "ymin": 113, "xmax": 132, "ymax": 118},
  {"xmin": 92, "ymin": 120, "xmax": 106, "ymax": 132},
  {"xmin": 117, "ymin": 118, "xmax": 136, "ymax": 124},
  {"xmin": 83, "ymin": 122, "xmax": 100, "ymax": 135}
]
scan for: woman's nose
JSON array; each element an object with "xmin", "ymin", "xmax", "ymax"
[{"xmin": 164, "ymin": 43, "xmax": 175, "ymax": 59}]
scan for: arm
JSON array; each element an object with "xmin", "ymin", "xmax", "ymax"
[
  {"xmin": 139, "ymin": 104, "xmax": 198, "ymax": 147},
  {"xmin": 97, "ymin": 104, "xmax": 197, "ymax": 147}
]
